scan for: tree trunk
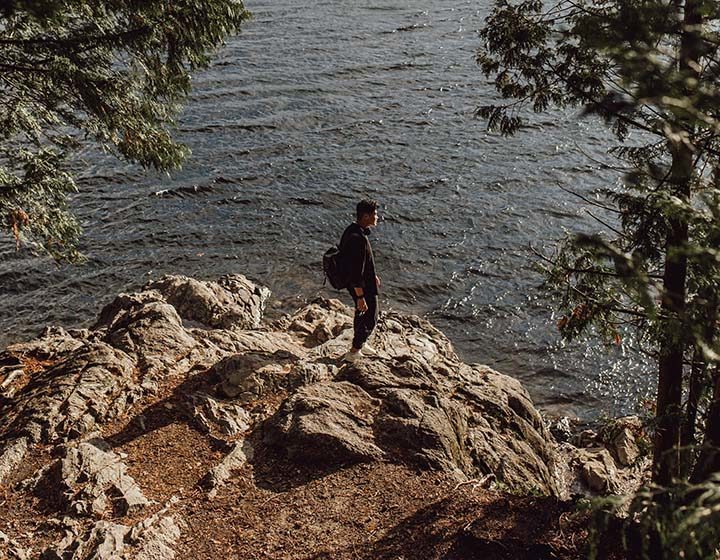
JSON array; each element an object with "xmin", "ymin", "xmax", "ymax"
[
  {"xmin": 652, "ymin": 0, "xmax": 701, "ymax": 485},
  {"xmin": 653, "ymin": 215, "xmax": 689, "ymax": 484},
  {"xmin": 680, "ymin": 346, "xmax": 707, "ymax": 477}
]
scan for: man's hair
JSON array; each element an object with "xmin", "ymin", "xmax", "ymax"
[{"xmin": 356, "ymin": 199, "xmax": 378, "ymax": 221}]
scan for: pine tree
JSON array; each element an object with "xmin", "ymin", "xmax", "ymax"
[
  {"xmin": 478, "ymin": 0, "xmax": 720, "ymax": 486},
  {"xmin": 0, "ymin": 0, "xmax": 250, "ymax": 260}
]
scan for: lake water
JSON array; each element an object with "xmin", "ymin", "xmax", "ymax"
[{"xmin": 0, "ymin": 0, "xmax": 655, "ymax": 419}]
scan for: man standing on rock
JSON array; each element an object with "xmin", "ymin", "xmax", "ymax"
[{"xmin": 340, "ymin": 199, "xmax": 380, "ymax": 362}]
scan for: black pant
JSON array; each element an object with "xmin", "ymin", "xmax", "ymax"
[{"xmin": 348, "ymin": 291, "xmax": 378, "ymax": 349}]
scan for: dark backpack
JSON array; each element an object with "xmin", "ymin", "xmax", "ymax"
[{"xmin": 323, "ymin": 245, "xmax": 349, "ymax": 290}]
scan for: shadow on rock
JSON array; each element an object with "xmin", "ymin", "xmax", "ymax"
[{"xmin": 105, "ymin": 366, "xmax": 230, "ymax": 451}]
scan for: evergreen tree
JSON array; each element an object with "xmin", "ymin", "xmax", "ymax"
[
  {"xmin": 0, "ymin": 0, "xmax": 250, "ymax": 260},
  {"xmin": 478, "ymin": 0, "xmax": 720, "ymax": 486}
]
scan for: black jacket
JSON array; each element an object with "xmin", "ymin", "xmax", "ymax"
[{"xmin": 340, "ymin": 222, "xmax": 377, "ymax": 295}]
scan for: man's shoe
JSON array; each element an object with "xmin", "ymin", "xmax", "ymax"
[
  {"xmin": 343, "ymin": 350, "xmax": 362, "ymax": 363},
  {"xmin": 361, "ymin": 344, "xmax": 378, "ymax": 356}
]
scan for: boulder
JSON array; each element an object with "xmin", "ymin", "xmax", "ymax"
[
  {"xmin": 612, "ymin": 427, "xmax": 640, "ymax": 467},
  {"xmin": 102, "ymin": 300, "xmax": 197, "ymax": 378},
  {"xmin": 147, "ymin": 274, "xmax": 270, "ymax": 330},
  {"xmin": 93, "ymin": 290, "xmax": 166, "ymax": 330},
  {"xmin": 575, "ymin": 448, "xmax": 619, "ymax": 493},
  {"xmin": 264, "ymin": 381, "xmax": 384, "ymax": 464},
  {"xmin": 601, "ymin": 416, "xmax": 643, "ymax": 467},
  {"xmin": 341, "ymin": 358, "xmax": 558, "ymax": 493}
]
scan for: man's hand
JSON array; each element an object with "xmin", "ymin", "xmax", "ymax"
[
  {"xmin": 356, "ymin": 297, "xmax": 368, "ymax": 313},
  {"xmin": 376, "ymin": 275, "xmax": 381, "ymax": 288}
]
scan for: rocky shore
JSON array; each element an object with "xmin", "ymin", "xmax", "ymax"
[{"xmin": 0, "ymin": 275, "xmax": 648, "ymax": 559}]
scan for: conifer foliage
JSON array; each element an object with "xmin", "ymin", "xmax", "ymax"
[
  {"xmin": 0, "ymin": 0, "xmax": 250, "ymax": 260},
  {"xmin": 478, "ymin": 0, "xmax": 720, "ymax": 489}
]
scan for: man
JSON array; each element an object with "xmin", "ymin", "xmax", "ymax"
[{"xmin": 340, "ymin": 199, "xmax": 380, "ymax": 362}]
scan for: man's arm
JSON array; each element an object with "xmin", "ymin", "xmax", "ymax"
[
  {"xmin": 346, "ymin": 235, "xmax": 368, "ymax": 311},
  {"xmin": 346, "ymin": 234, "xmax": 367, "ymax": 293}
]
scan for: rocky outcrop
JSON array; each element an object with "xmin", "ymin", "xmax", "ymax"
[
  {"xmin": 0, "ymin": 342, "xmax": 138, "ymax": 444},
  {"xmin": 264, "ymin": 349, "xmax": 560, "ymax": 493},
  {"xmin": 26, "ymin": 437, "xmax": 150, "ymax": 517},
  {"xmin": 0, "ymin": 273, "xmax": 598, "ymax": 558},
  {"xmin": 43, "ymin": 499, "xmax": 183, "ymax": 560},
  {"xmin": 146, "ymin": 275, "xmax": 270, "ymax": 330}
]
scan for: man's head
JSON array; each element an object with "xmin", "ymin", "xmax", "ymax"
[{"xmin": 356, "ymin": 198, "xmax": 379, "ymax": 228}]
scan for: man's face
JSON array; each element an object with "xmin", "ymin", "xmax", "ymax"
[{"xmin": 364, "ymin": 209, "xmax": 378, "ymax": 227}]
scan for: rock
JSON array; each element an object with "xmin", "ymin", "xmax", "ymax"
[
  {"xmin": 599, "ymin": 416, "xmax": 643, "ymax": 467},
  {"xmin": 0, "ymin": 327, "xmax": 87, "ymax": 403},
  {"xmin": 28, "ymin": 438, "xmax": 150, "ymax": 517},
  {"xmin": 576, "ymin": 448, "xmax": 619, "ymax": 493},
  {"xmin": 574, "ymin": 429, "xmax": 599, "ymax": 448},
  {"xmin": 216, "ymin": 351, "xmax": 298, "ymax": 401},
  {"xmin": 0, "ymin": 342, "xmax": 139, "ymax": 443},
  {"xmin": 184, "ymin": 329, "xmax": 306, "ymax": 373},
  {"xmin": 548, "ymin": 417, "xmax": 575, "ymax": 443},
  {"xmin": 102, "ymin": 300, "xmax": 197, "ymax": 378},
  {"xmin": 42, "ymin": 520, "xmax": 128, "ymax": 560},
  {"xmin": 1, "ymin": 326, "xmax": 85, "ymax": 364},
  {"xmin": 93, "ymin": 289, "xmax": 164, "ymax": 329},
  {"xmin": 335, "ymin": 358, "xmax": 559, "ymax": 493},
  {"xmin": 0, "ymin": 276, "xmax": 576, "ymax": 545},
  {"xmin": 126, "ymin": 501, "xmax": 184, "ymax": 560},
  {"xmin": 0, "ymin": 529, "xmax": 31, "ymax": 560},
  {"xmin": 264, "ymin": 381, "xmax": 385, "ymax": 464},
  {"xmin": 274, "ymin": 299, "xmax": 353, "ymax": 349},
  {"xmin": 612, "ymin": 427, "xmax": 640, "ymax": 467},
  {"xmin": 42, "ymin": 499, "xmax": 183, "ymax": 560},
  {"xmin": 187, "ymin": 392, "xmax": 251, "ymax": 437},
  {"xmin": 373, "ymin": 387, "xmax": 470, "ymax": 476},
  {"xmin": 205, "ymin": 330, "xmax": 305, "ymax": 356},
  {"xmin": 202, "ymin": 439, "xmax": 254, "ymax": 498},
  {"xmin": 262, "ymin": 305, "xmax": 561, "ymax": 495},
  {"xmin": 214, "ymin": 351, "xmax": 336, "ymax": 401},
  {"xmin": 147, "ymin": 274, "xmax": 270, "ymax": 330},
  {"xmin": 0, "ymin": 367, "xmax": 25, "ymax": 400},
  {"xmin": 0, "ymin": 437, "xmax": 28, "ymax": 485},
  {"xmin": 284, "ymin": 361, "xmax": 338, "ymax": 389}
]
